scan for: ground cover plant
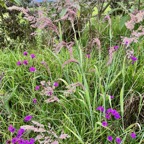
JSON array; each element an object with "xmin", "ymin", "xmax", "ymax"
[{"xmin": 0, "ymin": 0, "xmax": 144, "ymax": 143}]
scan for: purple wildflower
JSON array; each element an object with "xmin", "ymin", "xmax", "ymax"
[
  {"xmin": 35, "ymin": 85, "xmax": 40, "ymax": 91},
  {"xmin": 24, "ymin": 115, "xmax": 32, "ymax": 122},
  {"xmin": 114, "ymin": 46, "xmax": 119, "ymax": 50},
  {"xmin": 53, "ymin": 82, "xmax": 59, "ymax": 87},
  {"xmin": 29, "ymin": 138, "xmax": 35, "ymax": 144},
  {"xmin": 102, "ymin": 121, "xmax": 108, "ymax": 127},
  {"xmin": 33, "ymin": 98, "xmax": 37, "ymax": 104},
  {"xmin": 17, "ymin": 61, "xmax": 22, "ymax": 66},
  {"xmin": 23, "ymin": 51, "xmax": 28, "ymax": 56},
  {"xmin": 17, "ymin": 138, "xmax": 25, "ymax": 144},
  {"xmin": 8, "ymin": 125, "xmax": 15, "ymax": 133},
  {"xmin": 12, "ymin": 137, "xmax": 18, "ymax": 143},
  {"xmin": 29, "ymin": 67, "xmax": 36, "ymax": 72},
  {"xmin": 17, "ymin": 128, "xmax": 25, "ymax": 138},
  {"xmin": 96, "ymin": 106, "xmax": 104, "ymax": 112},
  {"xmin": 23, "ymin": 60, "xmax": 28, "ymax": 65},
  {"xmin": 107, "ymin": 136, "xmax": 113, "ymax": 142},
  {"xmin": 30, "ymin": 54, "xmax": 35, "ymax": 59},
  {"xmin": 116, "ymin": 137, "xmax": 122, "ymax": 144},
  {"xmin": 130, "ymin": 56, "xmax": 138, "ymax": 64},
  {"xmin": 110, "ymin": 95, "xmax": 114, "ymax": 99},
  {"xmin": 130, "ymin": 132, "xmax": 136, "ymax": 139},
  {"xmin": 105, "ymin": 113, "xmax": 111, "ymax": 120},
  {"xmin": 86, "ymin": 54, "xmax": 90, "ymax": 58}
]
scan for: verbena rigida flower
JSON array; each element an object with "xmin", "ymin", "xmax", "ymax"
[
  {"xmin": 12, "ymin": 137, "xmax": 18, "ymax": 143},
  {"xmin": 86, "ymin": 54, "xmax": 90, "ymax": 58},
  {"xmin": 114, "ymin": 45, "xmax": 119, "ymax": 50},
  {"xmin": 130, "ymin": 56, "xmax": 138, "ymax": 64},
  {"xmin": 17, "ymin": 128, "xmax": 25, "ymax": 138},
  {"xmin": 107, "ymin": 136, "xmax": 113, "ymax": 142},
  {"xmin": 24, "ymin": 115, "xmax": 32, "ymax": 122},
  {"xmin": 35, "ymin": 85, "xmax": 40, "ymax": 91},
  {"xmin": 115, "ymin": 137, "xmax": 122, "ymax": 144},
  {"xmin": 30, "ymin": 54, "xmax": 35, "ymax": 59},
  {"xmin": 33, "ymin": 98, "xmax": 37, "ymax": 104},
  {"xmin": 17, "ymin": 61, "xmax": 22, "ymax": 66},
  {"xmin": 8, "ymin": 125, "xmax": 15, "ymax": 133},
  {"xmin": 29, "ymin": 67, "xmax": 36, "ymax": 72},
  {"xmin": 29, "ymin": 138, "xmax": 35, "ymax": 143},
  {"xmin": 96, "ymin": 106, "xmax": 104, "ymax": 112},
  {"xmin": 110, "ymin": 95, "xmax": 114, "ymax": 99},
  {"xmin": 23, "ymin": 51, "xmax": 28, "ymax": 56},
  {"xmin": 102, "ymin": 121, "xmax": 108, "ymax": 127},
  {"xmin": 53, "ymin": 82, "xmax": 59, "ymax": 87},
  {"xmin": 130, "ymin": 132, "xmax": 136, "ymax": 139},
  {"xmin": 23, "ymin": 60, "xmax": 28, "ymax": 65}
]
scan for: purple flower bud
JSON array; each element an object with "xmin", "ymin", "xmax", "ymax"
[
  {"xmin": 86, "ymin": 54, "xmax": 90, "ymax": 58},
  {"xmin": 30, "ymin": 54, "xmax": 35, "ymax": 59},
  {"xmin": 8, "ymin": 125, "xmax": 15, "ymax": 133},
  {"xmin": 17, "ymin": 61, "xmax": 22, "ymax": 66},
  {"xmin": 23, "ymin": 51, "xmax": 28, "ymax": 56},
  {"xmin": 33, "ymin": 98, "xmax": 37, "ymax": 104},
  {"xmin": 130, "ymin": 132, "xmax": 136, "ymax": 139},
  {"xmin": 107, "ymin": 136, "xmax": 113, "ymax": 142},
  {"xmin": 116, "ymin": 137, "xmax": 122, "ymax": 144},
  {"xmin": 114, "ymin": 46, "xmax": 119, "ymax": 50},
  {"xmin": 24, "ymin": 115, "xmax": 33, "ymax": 122},
  {"xmin": 53, "ymin": 82, "xmax": 59, "ymax": 87},
  {"xmin": 96, "ymin": 106, "xmax": 104, "ymax": 112},
  {"xmin": 29, "ymin": 67, "xmax": 36, "ymax": 72},
  {"xmin": 12, "ymin": 137, "xmax": 18, "ymax": 143},
  {"xmin": 102, "ymin": 121, "xmax": 108, "ymax": 127},
  {"xmin": 23, "ymin": 60, "xmax": 28, "ymax": 65},
  {"xmin": 17, "ymin": 128, "xmax": 25, "ymax": 138},
  {"xmin": 35, "ymin": 85, "xmax": 40, "ymax": 91}
]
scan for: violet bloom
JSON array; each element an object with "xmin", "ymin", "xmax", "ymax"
[
  {"xmin": 8, "ymin": 125, "xmax": 15, "ymax": 133},
  {"xmin": 114, "ymin": 46, "xmax": 119, "ymax": 50},
  {"xmin": 23, "ymin": 51, "xmax": 28, "ymax": 56},
  {"xmin": 23, "ymin": 60, "xmax": 28, "ymax": 65},
  {"xmin": 130, "ymin": 56, "xmax": 138, "ymax": 64},
  {"xmin": 35, "ymin": 85, "xmax": 40, "ymax": 91},
  {"xmin": 30, "ymin": 54, "xmax": 35, "ymax": 59},
  {"xmin": 53, "ymin": 82, "xmax": 59, "ymax": 87},
  {"xmin": 33, "ymin": 98, "xmax": 37, "ymax": 104},
  {"xmin": 17, "ymin": 128, "xmax": 25, "ymax": 138},
  {"xmin": 107, "ymin": 136, "xmax": 113, "ymax": 142},
  {"xmin": 12, "ymin": 137, "xmax": 18, "ymax": 143},
  {"xmin": 86, "ymin": 54, "xmax": 90, "ymax": 59},
  {"xmin": 105, "ymin": 113, "xmax": 111, "ymax": 120},
  {"xmin": 102, "ymin": 121, "xmax": 108, "ymax": 127},
  {"xmin": 17, "ymin": 138, "xmax": 25, "ymax": 144},
  {"xmin": 29, "ymin": 138, "xmax": 35, "ymax": 144},
  {"xmin": 17, "ymin": 61, "xmax": 22, "ymax": 66},
  {"xmin": 24, "ymin": 115, "xmax": 32, "ymax": 122},
  {"xmin": 130, "ymin": 132, "xmax": 136, "ymax": 139},
  {"xmin": 110, "ymin": 95, "xmax": 114, "ymax": 99},
  {"xmin": 116, "ymin": 137, "xmax": 122, "ymax": 144},
  {"xmin": 29, "ymin": 67, "xmax": 36, "ymax": 72},
  {"xmin": 96, "ymin": 106, "xmax": 104, "ymax": 112}
]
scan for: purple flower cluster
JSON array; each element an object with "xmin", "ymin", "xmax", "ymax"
[
  {"xmin": 8, "ymin": 115, "xmax": 35, "ymax": 143},
  {"xmin": 16, "ymin": 51, "xmax": 36, "ymax": 72},
  {"xmin": 105, "ymin": 108, "xmax": 121, "ymax": 120},
  {"xmin": 24, "ymin": 115, "xmax": 33, "ymax": 122},
  {"xmin": 11, "ymin": 137, "xmax": 35, "ymax": 144}
]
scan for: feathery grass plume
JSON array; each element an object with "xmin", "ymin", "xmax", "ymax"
[
  {"xmin": 64, "ymin": 82, "xmax": 85, "ymax": 96},
  {"xmin": 107, "ymin": 45, "xmax": 119, "ymax": 65},
  {"xmin": 92, "ymin": 38, "xmax": 101, "ymax": 50}
]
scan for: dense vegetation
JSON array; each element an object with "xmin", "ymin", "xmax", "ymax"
[{"xmin": 0, "ymin": 0, "xmax": 144, "ymax": 143}]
